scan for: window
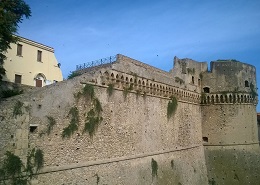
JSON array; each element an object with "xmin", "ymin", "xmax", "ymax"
[
  {"xmin": 191, "ymin": 76, "xmax": 194, "ymax": 84},
  {"xmin": 17, "ymin": 44, "xmax": 23, "ymax": 56},
  {"xmin": 37, "ymin": 50, "xmax": 42, "ymax": 62},
  {"xmin": 203, "ymin": 87, "xmax": 210, "ymax": 93},
  {"xmin": 29, "ymin": 125, "xmax": 37, "ymax": 133},
  {"xmin": 203, "ymin": 137, "xmax": 208, "ymax": 142},
  {"xmin": 245, "ymin": 80, "xmax": 249, "ymax": 87},
  {"xmin": 15, "ymin": 74, "xmax": 22, "ymax": 84}
]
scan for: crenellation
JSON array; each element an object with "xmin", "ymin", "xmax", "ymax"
[{"xmin": 0, "ymin": 54, "xmax": 259, "ymax": 184}]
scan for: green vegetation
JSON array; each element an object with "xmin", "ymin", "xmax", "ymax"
[
  {"xmin": 170, "ymin": 160, "xmax": 174, "ymax": 169},
  {"xmin": 13, "ymin": 100, "xmax": 23, "ymax": 117},
  {"xmin": 46, "ymin": 116, "xmax": 56, "ymax": 135},
  {"xmin": 175, "ymin": 77, "xmax": 184, "ymax": 85},
  {"xmin": 94, "ymin": 98, "xmax": 102, "ymax": 114},
  {"xmin": 250, "ymin": 82, "xmax": 258, "ymax": 99},
  {"xmin": 136, "ymin": 89, "xmax": 141, "ymax": 98},
  {"xmin": 62, "ymin": 107, "xmax": 79, "ymax": 138},
  {"xmin": 34, "ymin": 149, "xmax": 44, "ymax": 171},
  {"xmin": 123, "ymin": 84, "xmax": 133, "ymax": 99},
  {"xmin": 200, "ymin": 92, "xmax": 206, "ymax": 104},
  {"xmin": 95, "ymin": 173, "xmax": 100, "ymax": 185},
  {"xmin": 83, "ymin": 84, "xmax": 95, "ymax": 100},
  {"xmin": 83, "ymin": 97, "xmax": 103, "ymax": 138},
  {"xmin": 167, "ymin": 96, "xmax": 178, "ymax": 119},
  {"xmin": 1, "ymin": 89, "xmax": 23, "ymax": 98},
  {"xmin": 151, "ymin": 158, "xmax": 158, "ymax": 179},
  {"xmin": 107, "ymin": 83, "xmax": 114, "ymax": 96},
  {"xmin": 67, "ymin": 71, "xmax": 81, "ymax": 79},
  {"xmin": 0, "ymin": 0, "xmax": 31, "ymax": 81},
  {"xmin": 216, "ymin": 59, "xmax": 239, "ymax": 62},
  {"xmin": 0, "ymin": 148, "xmax": 44, "ymax": 185},
  {"xmin": 187, "ymin": 68, "xmax": 195, "ymax": 75}
]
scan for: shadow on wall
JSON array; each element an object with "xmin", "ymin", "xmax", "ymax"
[{"xmin": 257, "ymin": 113, "xmax": 260, "ymax": 142}]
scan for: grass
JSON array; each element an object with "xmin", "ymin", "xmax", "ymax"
[{"xmin": 167, "ymin": 96, "xmax": 178, "ymax": 119}]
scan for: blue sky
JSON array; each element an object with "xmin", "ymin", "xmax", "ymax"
[{"xmin": 18, "ymin": 0, "xmax": 260, "ymax": 108}]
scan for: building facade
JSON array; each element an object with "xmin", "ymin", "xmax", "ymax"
[{"xmin": 3, "ymin": 36, "xmax": 63, "ymax": 87}]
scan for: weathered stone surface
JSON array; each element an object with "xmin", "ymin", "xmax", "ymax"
[{"xmin": 0, "ymin": 54, "xmax": 259, "ymax": 184}]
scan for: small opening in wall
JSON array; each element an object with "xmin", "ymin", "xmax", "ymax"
[
  {"xmin": 245, "ymin": 80, "xmax": 249, "ymax": 87},
  {"xmin": 203, "ymin": 137, "xmax": 208, "ymax": 142},
  {"xmin": 203, "ymin": 87, "xmax": 210, "ymax": 93},
  {"xmin": 29, "ymin": 125, "xmax": 37, "ymax": 133}
]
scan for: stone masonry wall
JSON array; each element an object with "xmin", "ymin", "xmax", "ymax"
[{"xmin": 0, "ymin": 71, "xmax": 208, "ymax": 185}]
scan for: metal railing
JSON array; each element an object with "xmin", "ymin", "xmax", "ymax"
[{"xmin": 76, "ymin": 55, "xmax": 117, "ymax": 71}]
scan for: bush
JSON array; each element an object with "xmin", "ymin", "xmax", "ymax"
[
  {"xmin": 1, "ymin": 89, "xmax": 23, "ymax": 98},
  {"xmin": 67, "ymin": 71, "xmax": 81, "ymax": 79},
  {"xmin": 167, "ymin": 96, "xmax": 178, "ymax": 119}
]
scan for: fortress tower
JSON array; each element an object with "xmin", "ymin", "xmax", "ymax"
[
  {"xmin": 0, "ymin": 55, "xmax": 259, "ymax": 184},
  {"xmin": 201, "ymin": 60, "xmax": 260, "ymax": 184}
]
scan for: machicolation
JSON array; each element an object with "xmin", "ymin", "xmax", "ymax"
[{"xmin": 0, "ymin": 54, "xmax": 259, "ymax": 185}]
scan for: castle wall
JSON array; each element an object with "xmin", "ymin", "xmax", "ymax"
[
  {"xmin": 202, "ymin": 61, "xmax": 256, "ymax": 93},
  {"xmin": 202, "ymin": 104, "xmax": 258, "ymax": 145},
  {"xmin": 201, "ymin": 60, "xmax": 260, "ymax": 184},
  {"xmin": 0, "ymin": 71, "xmax": 208, "ymax": 185}
]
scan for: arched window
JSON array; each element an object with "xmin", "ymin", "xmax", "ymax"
[
  {"xmin": 245, "ymin": 80, "xmax": 249, "ymax": 87},
  {"xmin": 211, "ymin": 95, "xmax": 214, "ymax": 103},
  {"xmin": 220, "ymin": 95, "xmax": 224, "ymax": 103}
]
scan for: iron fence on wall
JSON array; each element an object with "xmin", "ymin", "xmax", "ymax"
[{"xmin": 76, "ymin": 55, "xmax": 117, "ymax": 71}]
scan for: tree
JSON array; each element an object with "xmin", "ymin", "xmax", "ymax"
[{"xmin": 0, "ymin": 0, "xmax": 31, "ymax": 81}]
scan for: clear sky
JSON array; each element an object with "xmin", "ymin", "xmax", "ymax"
[{"xmin": 18, "ymin": 0, "xmax": 260, "ymax": 109}]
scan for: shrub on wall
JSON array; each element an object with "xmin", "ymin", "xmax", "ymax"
[
  {"xmin": 175, "ymin": 77, "xmax": 184, "ymax": 85},
  {"xmin": 151, "ymin": 158, "xmax": 158, "ymax": 179},
  {"xmin": 67, "ymin": 71, "xmax": 81, "ymax": 79},
  {"xmin": 167, "ymin": 96, "xmax": 178, "ymax": 119},
  {"xmin": 0, "ymin": 148, "xmax": 44, "ymax": 185},
  {"xmin": 83, "ymin": 84, "xmax": 95, "ymax": 100},
  {"xmin": 107, "ymin": 83, "xmax": 114, "ymax": 97},
  {"xmin": 1, "ymin": 89, "xmax": 23, "ymax": 98},
  {"xmin": 62, "ymin": 107, "xmax": 79, "ymax": 138},
  {"xmin": 13, "ymin": 100, "xmax": 23, "ymax": 117},
  {"xmin": 46, "ymin": 116, "xmax": 56, "ymax": 135}
]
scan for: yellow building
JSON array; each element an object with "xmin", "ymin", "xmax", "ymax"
[{"xmin": 3, "ymin": 36, "xmax": 63, "ymax": 87}]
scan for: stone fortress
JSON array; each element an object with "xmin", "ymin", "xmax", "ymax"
[{"xmin": 0, "ymin": 54, "xmax": 260, "ymax": 184}]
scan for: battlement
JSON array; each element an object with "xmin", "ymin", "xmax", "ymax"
[{"xmin": 0, "ymin": 54, "xmax": 259, "ymax": 185}]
